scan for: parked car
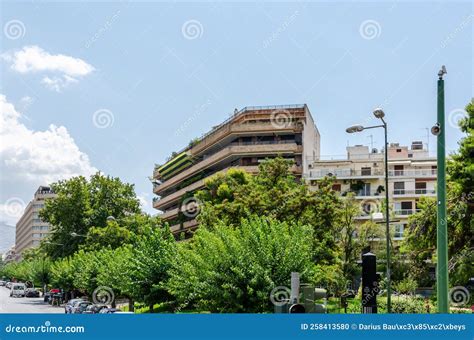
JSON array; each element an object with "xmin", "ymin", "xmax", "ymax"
[
  {"xmin": 25, "ymin": 288, "xmax": 40, "ymax": 298},
  {"xmin": 84, "ymin": 304, "xmax": 108, "ymax": 314},
  {"xmin": 65, "ymin": 299, "xmax": 85, "ymax": 314},
  {"xmin": 73, "ymin": 301, "xmax": 93, "ymax": 314},
  {"xmin": 10, "ymin": 283, "xmax": 26, "ymax": 297},
  {"xmin": 0, "ymin": 280, "xmax": 6, "ymax": 286},
  {"xmin": 6, "ymin": 282, "xmax": 12, "ymax": 289},
  {"xmin": 44, "ymin": 288, "xmax": 62, "ymax": 303},
  {"xmin": 99, "ymin": 308, "xmax": 122, "ymax": 314}
]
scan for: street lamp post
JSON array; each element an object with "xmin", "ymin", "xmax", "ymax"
[
  {"xmin": 436, "ymin": 66, "xmax": 449, "ymax": 313},
  {"xmin": 346, "ymin": 108, "xmax": 391, "ymax": 313}
]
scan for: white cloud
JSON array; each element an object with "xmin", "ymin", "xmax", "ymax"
[
  {"xmin": 2, "ymin": 46, "xmax": 94, "ymax": 91},
  {"xmin": 41, "ymin": 75, "xmax": 78, "ymax": 92},
  {"xmin": 0, "ymin": 94, "xmax": 97, "ymax": 186}
]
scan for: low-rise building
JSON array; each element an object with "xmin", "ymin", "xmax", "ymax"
[
  {"xmin": 15, "ymin": 186, "xmax": 56, "ymax": 258},
  {"xmin": 306, "ymin": 141, "xmax": 436, "ymax": 239}
]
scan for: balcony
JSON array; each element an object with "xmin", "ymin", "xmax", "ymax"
[
  {"xmin": 393, "ymin": 209, "xmax": 421, "ymax": 216},
  {"xmin": 190, "ymin": 122, "xmax": 301, "ymax": 156},
  {"xmin": 154, "ymin": 143, "xmax": 301, "ymax": 194},
  {"xmin": 393, "ymin": 189, "xmax": 436, "ymax": 197},
  {"xmin": 388, "ymin": 169, "xmax": 437, "ymax": 177},
  {"xmin": 170, "ymin": 219, "xmax": 199, "ymax": 233},
  {"xmin": 307, "ymin": 168, "xmax": 384, "ymax": 179},
  {"xmin": 160, "ymin": 207, "xmax": 180, "ymax": 220},
  {"xmin": 153, "ymin": 165, "xmax": 261, "ymax": 209}
]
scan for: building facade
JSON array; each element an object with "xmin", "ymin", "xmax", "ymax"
[
  {"xmin": 152, "ymin": 104, "xmax": 320, "ymax": 237},
  {"xmin": 1, "ymin": 246, "xmax": 17, "ymax": 264},
  {"xmin": 15, "ymin": 186, "xmax": 56, "ymax": 258},
  {"xmin": 305, "ymin": 141, "xmax": 437, "ymax": 239}
]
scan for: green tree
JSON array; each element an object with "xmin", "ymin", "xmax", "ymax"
[
  {"xmin": 403, "ymin": 99, "xmax": 474, "ymax": 286},
  {"xmin": 124, "ymin": 223, "xmax": 176, "ymax": 312},
  {"xmin": 338, "ymin": 193, "xmax": 360, "ymax": 284},
  {"xmin": 167, "ymin": 216, "xmax": 314, "ymax": 313},
  {"xmin": 40, "ymin": 173, "xmax": 141, "ymax": 258},
  {"xmin": 196, "ymin": 158, "xmax": 343, "ymax": 266}
]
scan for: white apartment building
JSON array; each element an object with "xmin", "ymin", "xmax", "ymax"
[
  {"xmin": 15, "ymin": 186, "xmax": 56, "ymax": 258},
  {"xmin": 306, "ymin": 141, "xmax": 437, "ymax": 240}
]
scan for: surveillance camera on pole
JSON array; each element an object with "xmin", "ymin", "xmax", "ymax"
[{"xmin": 431, "ymin": 123, "xmax": 441, "ymax": 136}]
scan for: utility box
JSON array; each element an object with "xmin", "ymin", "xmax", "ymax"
[{"xmin": 361, "ymin": 252, "xmax": 378, "ymax": 313}]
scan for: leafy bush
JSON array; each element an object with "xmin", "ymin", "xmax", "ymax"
[
  {"xmin": 393, "ymin": 277, "xmax": 417, "ymax": 295},
  {"xmin": 378, "ymin": 296, "xmax": 433, "ymax": 314},
  {"xmin": 167, "ymin": 215, "xmax": 315, "ymax": 313}
]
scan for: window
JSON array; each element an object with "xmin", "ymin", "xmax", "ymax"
[
  {"xmin": 394, "ymin": 182, "xmax": 405, "ymax": 194},
  {"xmin": 394, "ymin": 224, "xmax": 405, "ymax": 238},
  {"xmin": 332, "ymin": 184, "xmax": 341, "ymax": 192},
  {"xmin": 32, "ymin": 233, "xmax": 40, "ymax": 238},
  {"xmin": 361, "ymin": 167, "xmax": 371, "ymax": 176},
  {"xmin": 415, "ymin": 182, "xmax": 427, "ymax": 194},
  {"xmin": 394, "ymin": 165, "xmax": 404, "ymax": 176},
  {"xmin": 358, "ymin": 183, "xmax": 371, "ymax": 196}
]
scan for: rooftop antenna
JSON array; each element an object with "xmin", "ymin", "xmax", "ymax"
[
  {"xmin": 424, "ymin": 127, "xmax": 430, "ymax": 154},
  {"xmin": 367, "ymin": 134, "xmax": 374, "ymax": 151}
]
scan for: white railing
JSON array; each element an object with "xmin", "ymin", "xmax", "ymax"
[
  {"xmin": 393, "ymin": 209, "xmax": 421, "ymax": 216},
  {"xmin": 388, "ymin": 169, "xmax": 437, "ymax": 177},
  {"xmin": 393, "ymin": 189, "xmax": 436, "ymax": 196}
]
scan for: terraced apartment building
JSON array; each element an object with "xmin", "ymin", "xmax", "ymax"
[{"xmin": 152, "ymin": 104, "xmax": 320, "ymax": 237}]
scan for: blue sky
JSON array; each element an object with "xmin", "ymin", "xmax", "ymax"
[{"xmin": 0, "ymin": 1, "xmax": 472, "ymax": 252}]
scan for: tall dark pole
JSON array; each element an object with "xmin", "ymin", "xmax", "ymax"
[
  {"xmin": 436, "ymin": 66, "xmax": 448, "ymax": 313},
  {"xmin": 383, "ymin": 121, "xmax": 391, "ymax": 313}
]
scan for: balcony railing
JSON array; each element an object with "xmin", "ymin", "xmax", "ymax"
[
  {"xmin": 307, "ymin": 168, "xmax": 384, "ymax": 178},
  {"xmin": 393, "ymin": 209, "xmax": 421, "ymax": 216},
  {"xmin": 393, "ymin": 189, "xmax": 436, "ymax": 196},
  {"xmin": 388, "ymin": 169, "xmax": 437, "ymax": 177}
]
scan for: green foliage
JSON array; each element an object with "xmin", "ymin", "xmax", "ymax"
[
  {"xmin": 40, "ymin": 173, "xmax": 141, "ymax": 258},
  {"xmin": 393, "ymin": 277, "xmax": 417, "ymax": 295},
  {"xmin": 378, "ymin": 296, "xmax": 433, "ymax": 314},
  {"xmin": 196, "ymin": 157, "xmax": 343, "ymax": 266},
  {"xmin": 0, "ymin": 256, "xmax": 52, "ymax": 287},
  {"xmin": 123, "ymin": 223, "xmax": 176, "ymax": 308},
  {"xmin": 167, "ymin": 216, "xmax": 314, "ymax": 313},
  {"xmin": 402, "ymin": 99, "xmax": 474, "ymax": 287}
]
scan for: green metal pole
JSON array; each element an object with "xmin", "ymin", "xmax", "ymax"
[
  {"xmin": 436, "ymin": 69, "xmax": 449, "ymax": 313},
  {"xmin": 384, "ymin": 123, "xmax": 391, "ymax": 313}
]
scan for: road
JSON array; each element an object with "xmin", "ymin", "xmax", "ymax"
[{"xmin": 0, "ymin": 286, "xmax": 64, "ymax": 313}]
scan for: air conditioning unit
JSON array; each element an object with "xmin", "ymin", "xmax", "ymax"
[{"xmin": 308, "ymin": 164, "xmax": 314, "ymax": 169}]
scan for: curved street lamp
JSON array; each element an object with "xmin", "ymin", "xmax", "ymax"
[{"xmin": 346, "ymin": 108, "xmax": 392, "ymax": 313}]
